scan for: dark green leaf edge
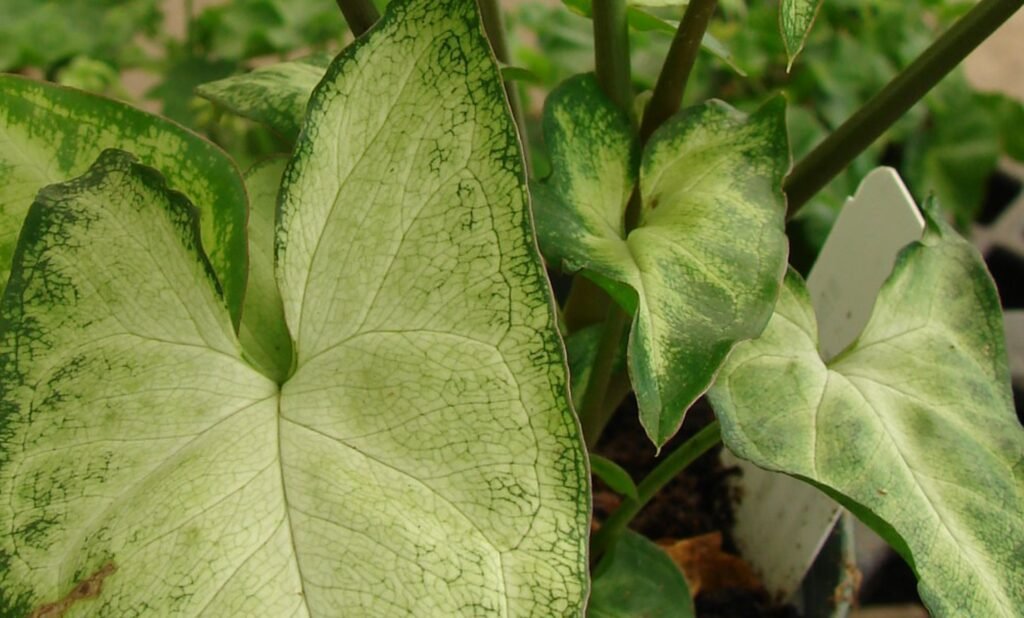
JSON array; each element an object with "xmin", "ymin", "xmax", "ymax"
[{"xmin": 0, "ymin": 74, "xmax": 248, "ymax": 328}]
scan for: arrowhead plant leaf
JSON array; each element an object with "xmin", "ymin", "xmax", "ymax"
[
  {"xmin": 779, "ymin": 0, "xmax": 824, "ymax": 71},
  {"xmin": 709, "ymin": 212, "xmax": 1024, "ymax": 617},
  {"xmin": 0, "ymin": 75, "xmax": 249, "ymax": 325},
  {"xmin": 196, "ymin": 53, "xmax": 333, "ymax": 140},
  {"xmin": 0, "ymin": 0, "xmax": 589, "ymax": 614},
  {"xmin": 533, "ymin": 74, "xmax": 789, "ymax": 446}
]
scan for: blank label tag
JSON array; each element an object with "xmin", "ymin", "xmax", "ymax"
[
  {"xmin": 726, "ymin": 167, "xmax": 925, "ymax": 599},
  {"xmin": 808, "ymin": 167, "xmax": 925, "ymax": 360}
]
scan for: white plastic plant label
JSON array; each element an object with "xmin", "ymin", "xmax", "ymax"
[{"xmin": 725, "ymin": 166, "xmax": 925, "ymax": 599}]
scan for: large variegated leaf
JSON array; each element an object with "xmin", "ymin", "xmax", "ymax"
[
  {"xmin": 0, "ymin": 0, "xmax": 589, "ymax": 614},
  {"xmin": 779, "ymin": 0, "xmax": 824, "ymax": 70},
  {"xmin": 196, "ymin": 53, "xmax": 333, "ymax": 140},
  {"xmin": 709, "ymin": 212, "xmax": 1024, "ymax": 617},
  {"xmin": 533, "ymin": 74, "xmax": 788, "ymax": 446},
  {"xmin": 0, "ymin": 75, "xmax": 248, "ymax": 324}
]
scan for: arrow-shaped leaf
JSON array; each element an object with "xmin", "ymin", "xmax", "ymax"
[
  {"xmin": 534, "ymin": 74, "xmax": 789, "ymax": 446},
  {"xmin": 0, "ymin": 0, "xmax": 588, "ymax": 614},
  {"xmin": 709, "ymin": 212, "xmax": 1024, "ymax": 617}
]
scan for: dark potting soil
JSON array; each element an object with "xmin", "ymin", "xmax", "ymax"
[{"xmin": 594, "ymin": 397, "xmax": 801, "ymax": 618}]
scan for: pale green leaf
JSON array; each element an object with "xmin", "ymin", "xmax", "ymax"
[
  {"xmin": 239, "ymin": 157, "xmax": 294, "ymax": 382},
  {"xmin": 779, "ymin": 0, "xmax": 824, "ymax": 70},
  {"xmin": 273, "ymin": 0, "xmax": 589, "ymax": 610},
  {"xmin": 196, "ymin": 52, "xmax": 333, "ymax": 139},
  {"xmin": 589, "ymin": 531, "xmax": 694, "ymax": 618},
  {"xmin": 0, "ymin": 150, "xmax": 284, "ymax": 616},
  {"xmin": 590, "ymin": 454, "xmax": 639, "ymax": 501},
  {"xmin": 0, "ymin": 0, "xmax": 588, "ymax": 614},
  {"xmin": 534, "ymin": 74, "xmax": 789, "ymax": 446},
  {"xmin": 0, "ymin": 74, "xmax": 248, "ymax": 325},
  {"xmin": 709, "ymin": 213, "xmax": 1024, "ymax": 617}
]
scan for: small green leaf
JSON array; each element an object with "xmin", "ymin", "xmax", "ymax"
[
  {"xmin": 0, "ymin": 74, "xmax": 249, "ymax": 326},
  {"xmin": 589, "ymin": 530, "xmax": 695, "ymax": 618},
  {"xmin": 590, "ymin": 454, "xmax": 639, "ymax": 500},
  {"xmin": 239, "ymin": 157, "xmax": 294, "ymax": 382},
  {"xmin": 196, "ymin": 52, "xmax": 333, "ymax": 139},
  {"xmin": 779, "ymin": 0, "xmax": 824, "ymax": 70},
  {"xmin": 500, "ymin": 63, "xmax": 542, "ymax": 84},
  {"xmin": 0, "ymin": 0, "xmax": 589, "ymax": 614},
  {"xmin": 535, "ymin": 74, "xmax": 789, "ymax": 446},
  {"xmin": 709, "ymin": 213, "xmax": 1024, "ymax": 617}
]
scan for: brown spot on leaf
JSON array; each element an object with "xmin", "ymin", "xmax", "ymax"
[{"xmin": 29, "ymin": 562, "xmax": 116, "ymax": 618}]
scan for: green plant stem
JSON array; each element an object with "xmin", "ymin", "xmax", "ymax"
[
  {"xmin": 335, "ymin": 0, "xmax": 380, "ymax": 37},
  {"xmin": 591, "ymin": 420, "xmax": 722, "ymax": 561},
  {"xmin": 574, "ymin": 0, "xmax": 634, "ymax": 443},
  {"xmin": 785, "ymin": 0, "xmax": 1024, "ymax": 216},
  {"xmin": 592, "ymin": 0, "xmax": 634, "ymax": 119},
  {"xmin": 580, "ymin": 307, "xmax": 630, "ymax": 447},
  {"xmin": 639, "ymin": 0, "xmax": 718, "ymax": 143},
  {"xmin": 479, "ymin": 0, "xmax": 531, "ymax": 173}
]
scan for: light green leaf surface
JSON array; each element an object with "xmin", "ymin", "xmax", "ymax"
[
  {"xmin": 534, "ymin": 74, "xmax": 789, "ymax": 446},
  {"xmin": 239, "ymin": 157, "xmax": 294, "ymax": 382},
  {"xmin": 588, "ymin": 531, "xmax": 694, "ymax": 618},
  {"xmin": 709, "ymin": 214, "xmax": 1024, "ymax": 617},
  {"xmin": 0, "ymin": 75, "xmax": 248, "ymax": 325},
  {"xmin": 0, "ymin": 0, "xmax": 589, "ymax": 614},
  {"xmin": 196, "ymin": 53, "xmax": 333, "ymax": 140},
  {"xmin": 779, "ymin": 0, "xmax": 824, "ymax": 70}
]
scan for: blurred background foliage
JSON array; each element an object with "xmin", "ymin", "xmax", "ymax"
[{"xmin": 3, "ymin": 0, "xmax": 1021, "ymax": 252}]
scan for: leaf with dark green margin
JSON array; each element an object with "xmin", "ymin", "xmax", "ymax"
[
  {"xmin": 239, "ymin": 157, "xmax": 294, "ymax": 382},
  {"xmin": 709, "ymin": 212, "xmax": 1024, "ymax": 617},
  {"xmin": 0, "ymin": 75, "xmax": 248, "ymax": 325},
  {"xmin": 0, "ymin": 0, "xmax": 589, "ymax": 614},
  {"xmin": 534, "ymin": 74, "xmax": 789, "ymax": 447},
  {"xmin": 589, "ymin": 530, "xmax": 694, "ymax": 617},
  {"xmin": 590, "ymin": 454, "xmax": 639, "ymax": 500},
  {"xmin": 779, "ymin": 0, "xmax": 824, "ymax": 70},
  {"xmin": 196, "ymin": 52, "xmax": 333, "ymax": 140}
]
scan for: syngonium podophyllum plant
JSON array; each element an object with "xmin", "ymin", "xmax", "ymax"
[{"xmin": 0, "ymin": 0, "xmax": 1022, "ymax": 616}]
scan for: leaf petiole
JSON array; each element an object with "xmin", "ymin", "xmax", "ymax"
[{"xmin": 590, "ymin": 420, "xmax": 722, "ymax": 562}]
